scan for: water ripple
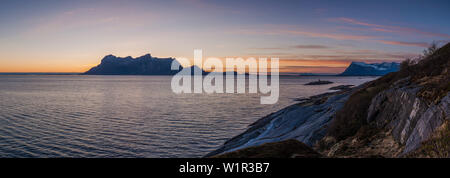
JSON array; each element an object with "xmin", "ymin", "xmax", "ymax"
[{"xmin": 0, "ymin": 75, "xmax": 376, "ymax": 157}]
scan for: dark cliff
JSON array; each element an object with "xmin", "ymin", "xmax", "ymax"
[{"xmin": 84, "ymin": 54, "xmax": 182, "ymax": 75}]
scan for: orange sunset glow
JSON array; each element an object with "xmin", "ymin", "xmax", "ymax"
[{"xmin": 1, "ymin": 0, "xmax": 448, "ymax": 73}]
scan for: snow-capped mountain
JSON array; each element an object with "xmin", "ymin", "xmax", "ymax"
[{"xmin": 339, "ymin": 62, "xmax": 400, "ymax": 76}]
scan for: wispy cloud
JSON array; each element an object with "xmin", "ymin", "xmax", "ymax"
[
  {"xmin": 26, "ymin": 7, "xmax": 155, "ymax": 36},
  {"xmin": 291, "ymin": 45, "xmax": 330, "ymax": 49},
  {"xmin": 247, "ymin": 47, "xmax": 284, "ymax": 50},
  {"xmin": 228, "ymin": 24, "xmax": 377, "ymax": 41},
  {"xmin": 377, "ymin": 40, "xmax": 429, "ymax": 47},
  {"xmin": 282, "ymin": 30, "xmax": 375, "ymax": 40},
  {"xmin": 332, "ymin": 17, "xmax": 450, "ymax": 38},
  {"xmin": 248, "ymin": 44, "xmax": 330, "ymax": 50},
  {"xmin": 233, "ymin": 23, "xmax": 435, "ymax": 48},
  {"xmin": 278, "ymin": 65, "xmax": 346, "ymax": 73},
  {"xmin": 333, "ymin": 18, "xmax": 384, "ymax": 28},
  {"xmin": 241, "ymin": 48, "xmax": 418, "ymax": 61},
  {"xmin": 182, "ymin": 0, "xmax": 242, "ymax": 14}
]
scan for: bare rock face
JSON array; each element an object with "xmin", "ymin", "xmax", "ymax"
[
  {"xmin": 367, "ymin": 87, "xmax": 449, "ymax": 154},
  {"xmin": 212, "ymin": 139, "xmax": 321, "ymax": 158},
  {"xmin": 321, "ymin": 84, "xmax": 449, "ymax": 158},
  {"xmin": 406, "ymin": 120, "xmax": 449, "ymax": 158},
  {"xmin": 322, "ymin": 43, "xmax": 450, "ymax": 157},
  {"xmin": 207, "ymin": 43, "xmax": 450, "ymax": 158},
  {"xmin": 205, "ymin": 89, "xmax": 354, "ymax": 157}
]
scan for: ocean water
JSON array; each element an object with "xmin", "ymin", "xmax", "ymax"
[{"xmin": 0, "ymin": 75, "xmax": 376, "ymax": 157}]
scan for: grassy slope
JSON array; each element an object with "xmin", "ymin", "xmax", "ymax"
[
  {"xmin": 212, "ymin": 43, "xmax": 449, "ymax": 158},
  {"xmin": 407, "ymin": 120, "xmax": 449, "ymax": 158},
  {"xmin": 327, "ymin": 43, "xmax": 450, "ymax": 141}
]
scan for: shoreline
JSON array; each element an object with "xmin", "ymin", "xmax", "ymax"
[{"xmin": 205, "ymin": 84, "xmax": 362, "ymax": 157}]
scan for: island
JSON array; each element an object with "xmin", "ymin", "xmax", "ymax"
[
  {"xmin": 84, "ymin": 54, "xmax": 207, "ymax": 75},
  {"xmin": 304, "ymin": 79, "xmax": 333, "ymax": 85}
]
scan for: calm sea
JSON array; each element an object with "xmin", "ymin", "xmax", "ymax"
[{"xmin": 0, "ymin": 75, "xmax": 376, "ymax": 157}]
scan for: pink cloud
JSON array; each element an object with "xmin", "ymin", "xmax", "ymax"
[
  {"xmin": 332, "ymin": 17, "xmax": 450, "ymax": 38},
  {"xmin": 377, "ymin": 40, "xmax": 429, "ymax": 47},
  {"xmin": 371, "ymin": 28, "xmax": 396, "ymax": 33},
  {"xmin": 334, "ymin": 17, "xmax": 384, "ymax": 28},
  {"xmin": 283, "ymin": 30, "xmax": 374, "ymax": 40},
  {"xmin": 228, "ymin": 28, "xmax": 375, "ymax": 41},
  {"xmin": 229, "ymin": 23, "xmax": 437, "ymax": 48}
]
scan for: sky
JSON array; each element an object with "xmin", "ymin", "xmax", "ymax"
[{"xmin": 0, "ymin": 0, "xmax": 449, "ymax": 73}]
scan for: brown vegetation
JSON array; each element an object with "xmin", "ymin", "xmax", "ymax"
[
  {"xmin": 407, "ymin": 121, "xmax": 449, "ymax": 158},
  {"xmin": 328, "ymin": 42, "xmax": 450, "ymax": 141}
]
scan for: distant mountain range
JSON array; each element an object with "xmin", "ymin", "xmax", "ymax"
[
  {"xmin": 84, "ymin": 54, "xmax": 206, "ymax": 75},
  {"xmin": 84, "ymin": 54, "xmax": 400, "ymax": 76},
  {"xmin": 339, "ymin": 62, "xmax": 400, "ymax": 76}
]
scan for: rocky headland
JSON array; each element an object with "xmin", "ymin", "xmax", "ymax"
[{"xmin": 207, "ymin": 43, "xmax": 449, "ymax": 158}]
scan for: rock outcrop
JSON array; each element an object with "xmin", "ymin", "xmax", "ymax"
[
  {"xmin": 367, "ymin": 88, "xmax": 449, "ymax": 154},
  {"xmin": 323, "ymin": 42, "xmax": 449, "ymax": 157},
  {"xmin": 205, "ymin": 88, "xmax": 357, "ymax": 157},
  {"xmin": 207, "ymin": 43, "xmax": 449, "ymax": 158},
  {"xmin": 212, "ymin": 139, "xmax": 321, "ymax": 158}
]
